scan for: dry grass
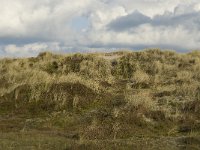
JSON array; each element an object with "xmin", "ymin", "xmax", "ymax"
[{"xmin": 1, "ymin": 49, "xmax": 200, "ymax": 148}]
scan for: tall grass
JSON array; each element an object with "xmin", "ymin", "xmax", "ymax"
[{"xmin": 1, "ymin": 49, "xmax": 200, "ymax": 140}]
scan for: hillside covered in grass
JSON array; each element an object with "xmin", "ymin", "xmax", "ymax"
[{"xmin": 1, "ymin": 49, "xmax": 200, "ymax": 149}]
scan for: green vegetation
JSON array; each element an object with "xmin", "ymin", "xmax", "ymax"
[{"xmin": 1, "ymin": 49, "xmax": 200, "ymax": 149}]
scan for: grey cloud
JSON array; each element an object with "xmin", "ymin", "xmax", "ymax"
[
  {"xmin": 107, "ymin": 8, "xmax": 200, "ymax": 32},
  {"xmin": 153, "ymin": 12, "xmax": 200, "ymax": 29},
  {"xmin": 107, "ymin": 11, "xmax": 151, "ymax": 31},
  {"xmin": 0, "ymin": 37, "xmax": 51, "ymax": 45}
]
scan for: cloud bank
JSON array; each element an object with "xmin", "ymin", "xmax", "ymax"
[{"xmin": 0, "ymin": 0, "xmax": 200, "ymax": 57}]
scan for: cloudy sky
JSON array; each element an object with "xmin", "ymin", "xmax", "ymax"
[{"xmin": 0, "ymin": 0, "xmax": 200, "ymax": 57}]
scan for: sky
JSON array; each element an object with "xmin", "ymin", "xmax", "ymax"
[{"xmin": 0, "ymin": 0, "xmax": 200, "ymax": 57}]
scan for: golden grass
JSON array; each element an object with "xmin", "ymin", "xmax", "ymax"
[{"xmin": 1, "ymin": 49, "xmax": 200, "ymax": 144}]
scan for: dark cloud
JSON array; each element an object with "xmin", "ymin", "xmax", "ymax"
[
  {"xmin": 153, "ymin": 12, "xmax": 200, "ymax": 29},
  {"xmin": 107, "ymin": 11, "xmax": 151, "ymax": 31},
  {"xmin": 107, "ymin": 10, "xmax": 200, "ymax": 32}
]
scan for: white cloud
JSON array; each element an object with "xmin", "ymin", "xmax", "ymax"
[
  {"xmin": 0, "ymin": 0, "xmax": 200, "ymax": 57},
  {"xmin": 0, "ymin": 0, "xmax": 92, "ymax": 40},
  {"xmin": 89, "ymin": 1, "xmax": 200, "ymax": 50},
  {"xmin": 3, "ymin": 42, "xmax": 61, "ymax": 57}
]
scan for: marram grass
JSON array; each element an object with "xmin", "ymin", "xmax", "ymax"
[{"xmin": 1, "ymin": 49, "xmax": 200, "ymax": 149}]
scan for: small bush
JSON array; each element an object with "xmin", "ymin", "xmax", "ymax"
[
  {"xmin": 125, "ymin": 91, "xmax": 156, "ymax": 110},
  {"xmin": 132, "ymin": 70, "xmax": 150, "ymax": 88},
  {"xmin": 176, "ymin": 71, "xmax": 193, "ymax": 83},
  {"xmin": 44, "ymin": 61, "xmax": 59, "ymax": 74}
]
